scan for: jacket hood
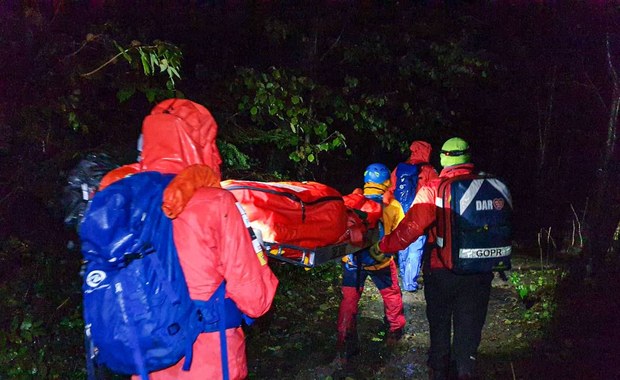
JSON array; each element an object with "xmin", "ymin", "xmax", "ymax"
[
  {"xmin": 139, "ymin": 99, "xmax": 222, "ymax": 177},
  {"xmin": 407, "ymin": 141, "xmax": 432, "ymax": 164}
]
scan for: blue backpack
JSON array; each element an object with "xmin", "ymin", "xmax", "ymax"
[
  {"xmin": 393, "ymin": 163, "xmax": 420, "ymax": 213},
  {"xmin": 80, "ymin": 171, "xmax": 248, "ymax": 380},
  {"xmin": 436, "ymin": 173, "xmax": 513, "ymax": 274}
]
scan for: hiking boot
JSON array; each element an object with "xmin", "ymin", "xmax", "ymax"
[
  {"xmin": 428, "ymin": 355, "xmax": 451, "ymax": 380},
  {"xmin": 345, "ymin": 333, "xmax": 360, "ymax": 358},
  {"xmin": 456, "ymin": 356, "xmax": 476, "ymax": 380},
  {"xmin": 386, "ymin": 328, "xmax": 404, "ymax": 346},
  {"xmin": 427, "ymin": 366, "xmax": 449, "ymax": 380},
  {"xmin": 336, "ymin": 331, "xmax": 360, "ymax": 362}
]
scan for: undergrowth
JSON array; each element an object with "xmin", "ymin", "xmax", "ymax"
[
  {"xmin": 0, "ymin": 238, "xmax": 84, "ymax": 379},
  {"xmin": 0, "ymin": 240, "xmax": 573, "ymax": 379},
  {"xmin": 508, "ymin": 267, "xmax": 567, "ymax": 324}
]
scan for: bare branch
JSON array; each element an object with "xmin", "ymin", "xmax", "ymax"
[
  {"xmin": 80, "ymin": 49, "xmax": 129, "ymax": 78},
  {"xmin": 607, "ymin": 34, "xmax": 619, "ymax": 90},
  {"xmin": 582, "ymin": 73, "xmax": 607, "ymax": 109},
  {"xmin": 605, "ymin": 34, "xmax": 619, "ymax": 165},
  {"xmin": 570, "ymin": 203, "xmax": 584, "ymax": 247}
]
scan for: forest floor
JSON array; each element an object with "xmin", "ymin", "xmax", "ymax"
[{"xmin": 245, "ymin": 251, "xmax": 620, "ymax": 380}]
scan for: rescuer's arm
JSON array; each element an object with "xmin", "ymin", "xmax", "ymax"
[{"xmin": 378, "ymin": 186, "xmax": 436, "ymax": 253}]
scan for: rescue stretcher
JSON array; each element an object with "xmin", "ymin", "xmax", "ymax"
[
  {"xmin": 222, "ymin": 179, "xmax": 374, "ymax": 269},
  {"xmin": 261, "ymin": 240, "xmax": 367, "ymax": 269}
]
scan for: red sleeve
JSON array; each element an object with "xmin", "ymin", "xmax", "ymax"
[
  {"xmin": 172, "ymin": 188, "xmax": 278, "ymax": 318},
  {"xmin": 388, "ymin": 168, "xmax": 397, "ymax": 194},
  {"xmin": 417, "ymin": 164, "xmax": 439, "ymax": 190},
  {"xmin": 378, "ymin": 185, "xmax": 436, "ymax": 253},
  {"xmin": 216, "ymin": 191, "xmax": 278, "ymax": 318}
]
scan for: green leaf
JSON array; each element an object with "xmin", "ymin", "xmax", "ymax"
[
  {"xmin": 289, "ymin": 152, "xmax": 301, "ymax": 162},
  {"xmin": 166, "ymin": 68, "xmax": 176, "ymax": 84},
  {"xmin": 139, "ymin": 49, "xmax": 151, "ymax": 75},
  {"xmin": 168, "ymin": 66, "xmax": 181, "ymax": 79},
  {"xmin": 116, "ymin": 87, "xmax": 136, "ymax": 103},
  {"xmin": 149, "ymin": 52, "xmax": 157, "ymax": 74},
  {"xmin": 159, "ymin": 58, "xmax": 168, "ymax": 73},
  {"xmin": 307, "ymin": 153, "xmax": 315, "ymax": 162},
  {"xmin": 20, "ymin": 320, "xmax": 32, "ymax": 331},
  {"xmin": 144, "ymin": 88, "xmax": 157, "ymax": 103},
  {"xmin": 314, "ymin": 123, "xmax": 327, "ymax": 136},
  {"xmin": 113, "ymin": 40, "xmax": 124, "ymax": 54},
  {"xmin": 121, "ymin": 49, "xmax": 132, "ymax": 64}
]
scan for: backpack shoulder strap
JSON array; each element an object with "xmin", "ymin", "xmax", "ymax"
[{"xmin": 435, "ymin": 174, "xmax": 479, "ymax": 249}]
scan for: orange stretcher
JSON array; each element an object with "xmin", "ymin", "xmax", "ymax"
[{"xmin": 222, "ymin": 179, "xmax": 370, "ymax": 268}]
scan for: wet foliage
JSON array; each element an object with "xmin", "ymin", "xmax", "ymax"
[{"xmin": 1, "ymin": 1, "xmax": 619, "ymax": 379}]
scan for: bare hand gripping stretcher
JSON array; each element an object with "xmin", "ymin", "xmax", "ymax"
[{"xmin": 222, "ymin": 180, "xmax": 369, "ymax": 268}]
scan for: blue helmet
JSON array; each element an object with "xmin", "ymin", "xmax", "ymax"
[{"xmin": 364, "ymin": 163, "xmax": 390, "ymax": 184}]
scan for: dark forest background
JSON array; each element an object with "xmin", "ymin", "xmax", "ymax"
[
  {"xmin": 2, "ymin": 1, "xmax": 619, "ymax": 249},
  {"xmin": 0, "ymin": 0, "xmax": 619, "ymax": 378}
]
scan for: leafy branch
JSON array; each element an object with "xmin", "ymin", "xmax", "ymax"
[{"xmin": 80, "ymin": 39, "xmax": 182, "ymax": 91}]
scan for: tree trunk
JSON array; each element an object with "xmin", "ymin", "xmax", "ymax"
[{"xmin": 588, "ymin": 35, "xmax": 619, "ymax": 274}]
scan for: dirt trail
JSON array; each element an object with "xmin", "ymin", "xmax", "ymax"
[{"xmin": 246, "ymin": 255, "xmax": 542, "ymax": 380}]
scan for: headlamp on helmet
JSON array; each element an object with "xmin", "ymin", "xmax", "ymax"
[{"xmin": 440, "ymin": 137, "xmax": 471, "ymax": 167}]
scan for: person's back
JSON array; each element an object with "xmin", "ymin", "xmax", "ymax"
[
  {"xmin": 133, "ymin": 99, "xmax": 278, "ymax": 380},
  {"xmin": 377, "ymin": 138, "xmax": 494, "ymax": 380},
  {"xmin": 389, "ymin": 140, "xmax": 438, "ymax": 204},
  {"xmin": 389, "ymin": 140, "xmax": 438, "ymax": 292}
]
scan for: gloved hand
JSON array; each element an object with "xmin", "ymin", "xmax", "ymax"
[{"xmin": 368, "ymin": 242, "xmax": 386, "ymax": 262}]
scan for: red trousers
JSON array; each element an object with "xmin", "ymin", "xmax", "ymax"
[{"xmin": 337, "ymin": 259, "xmax": 405, "ymax": 343}]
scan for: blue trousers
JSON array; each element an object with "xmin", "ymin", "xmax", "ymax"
[{"xmin": 398, "ymin": 235, "xmax": 426, "ymax": 291}]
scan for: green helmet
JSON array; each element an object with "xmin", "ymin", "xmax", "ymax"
[{"xmin": 440, "ymin": 137, "xmax": 471, "ymax": 167}]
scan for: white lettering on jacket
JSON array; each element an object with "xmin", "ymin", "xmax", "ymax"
[
  {"xmin": 475, "ymin": 200, "xmax": 493, "ymax": 210},
  {"xmin": 459, "ymin": 246, "xmax": 512, "ymax": 258}
]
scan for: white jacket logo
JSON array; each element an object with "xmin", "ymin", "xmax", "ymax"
[
  {"xmin": 86, "ymin": 270, "xmax": 106, "ymax": 288},
  {"xmin": 476, "ymin": 198, "xmax": 505, "ymax": 211}
]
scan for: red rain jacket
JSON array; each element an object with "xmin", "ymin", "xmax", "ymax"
[
  {"xmin": 378, "ymin": 163, "xmax": 474, "ymax": 271},
  {"xmin": 131, "ymin": 99, "xmax": 278, "ymax": 380}
]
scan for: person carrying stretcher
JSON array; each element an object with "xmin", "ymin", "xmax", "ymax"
[{"xmin": 336, "ymin": 163, "xmax": 406, "ymax": 363}]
